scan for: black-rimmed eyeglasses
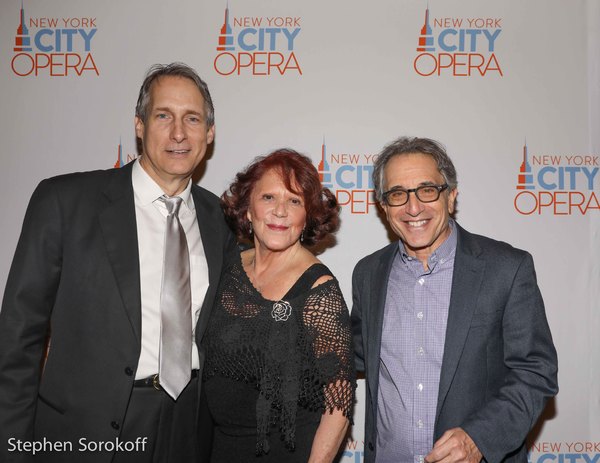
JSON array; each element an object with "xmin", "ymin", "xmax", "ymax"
[{"xmin": 382, "ymin": 184, "xmax": 449, "ymax": 207}]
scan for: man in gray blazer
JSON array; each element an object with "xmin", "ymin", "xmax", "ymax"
[
  {"xmin": 351, "ymin": 137, "xmax": 558, "ymax": 463},
  {"xmin": 0, "ymin": 63, "xmax": 234, "ymax": 462}
]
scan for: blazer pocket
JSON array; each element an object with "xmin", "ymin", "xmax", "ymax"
[{"xmin": 470, "ymin": 309, "xmax": 502, "ymax": 328}]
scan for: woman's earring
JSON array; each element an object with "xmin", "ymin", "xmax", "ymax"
[{"xmin": 249, "ymin": 221, "xmax": 253, "ymax": 235}]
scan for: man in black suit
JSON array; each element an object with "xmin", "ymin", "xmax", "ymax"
[
  {"xmin": 351, "ymin": 137, "xmax": 558, "ymax": 463},
  {"xmin": 0, "ymin": 63, "xmax": 234, "ymax": 462}
]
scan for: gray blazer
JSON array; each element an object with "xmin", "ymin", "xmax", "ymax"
[
  {"xmin": 351, "ymin": 223, "xmax": 558, "ymax": 463},
  {"xmin": 0, "ymin": 161, "xmax": 235, "ymax": 463}
]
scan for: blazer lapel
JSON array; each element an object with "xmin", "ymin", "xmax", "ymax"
[
  {"xmin": 367, "ymin": 243, "xmax": 398, "ymax": 405},
  {"xmin": 98, "ymin": 163, "xmax": 141, "ymax": 342},
  {"xmin": 191, "ymin": 187, "xmax": 224, "ymax": 341},
  {"xmin": 435, "ymin": 225, "xmax": 485, "ymax": 421}
]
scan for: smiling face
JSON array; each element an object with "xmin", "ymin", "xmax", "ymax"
[
  {"xmin": 135, "ymin": 75, "xmax": 215, "ymax": 195},
  {"xmin": 381, "ymin": 153, "xmax": 457, "ymax": 264},
  {"xmin": 246, "ymin": 168, "xmax": 307, "ymax": 253}
]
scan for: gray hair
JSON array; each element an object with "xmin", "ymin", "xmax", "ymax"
[
  {"xmin": 373, "ymin": 136, "xmax": 458, "ymax": 201},
  {"xmin": 135, "ymin": 62, "xmax": 215, "ymax": 126}
]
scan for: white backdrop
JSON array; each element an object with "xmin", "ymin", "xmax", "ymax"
[{"xmin": 1, "ymin": 1, "xmax": 599, "ymax": 461}]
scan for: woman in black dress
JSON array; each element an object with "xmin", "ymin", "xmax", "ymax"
[{"xmin": 203, "ymin": 149, "xmax": 355, "ymax": 462}]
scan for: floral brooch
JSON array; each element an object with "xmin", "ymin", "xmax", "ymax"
[{"xmin": 271, "ymin": 300, "xmax": 292, "ymax": 322}]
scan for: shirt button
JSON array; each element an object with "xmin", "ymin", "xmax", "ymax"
[
  {"xmin": 417, "ymin": 347, "xmax": 425, "ymax": 356},
  {"xmin": 111, "ymin": 421, "xmax": 120, "ymax": 430},
  {"xmin": 418, "ymin": 278, "xmax": 425, "ymax": 285},
  {"xmin": 417, "ymin": 383, "xmax": 424, "ymax": 392},
  {"xmin": 417, "ymin": 419, "xmax": 424, "ymax": 428},
  {"xmin": 416, "ymin": 311, "xmax": 424, "ymax": 320},
  {"xmin": 124, "ymin": 367, "xmax": 134, "ymax": 376}
]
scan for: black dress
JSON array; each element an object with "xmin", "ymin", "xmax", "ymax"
[{"xmin": 202, "ymin": 254, "xmax": 355, "ymax": 462}]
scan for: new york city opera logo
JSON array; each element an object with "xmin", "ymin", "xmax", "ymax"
[
  {"xmin": 514, "ymin": 140, "xmax": 599, "ymax": 215},
  {"xmin": 528, "ymin": 440, "xmax": 600, "ymax": 463},
  {"xmin": 114, "ymin": 139, "xmax": 138, "ymax": 168},
  {"xmin": 340, "ymin": 440, "xmax": 364, "ymax": 463},
  {"xmin": 11, "ymin": 1, "xmax": 99, "ymax": 77},
  {"xmin": 413, "ymin": 5, "xmax": 503, "ymax": 77},
  {"xmin": 317, "ymin": 140, "xmax": 378, "ymax": 215},
  {"xmin": 213, "ymin": 3, "xmax": 302, "ymax": 76}
]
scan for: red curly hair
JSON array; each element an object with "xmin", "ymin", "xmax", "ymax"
[{"xmin": 221, "ymin": 149, "xmax": 340, "ymax": 246}]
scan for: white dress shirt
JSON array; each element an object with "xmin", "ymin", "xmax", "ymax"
[{"xmin": 131, "ymin": 159, "xmax": 209, "ymax": 379}]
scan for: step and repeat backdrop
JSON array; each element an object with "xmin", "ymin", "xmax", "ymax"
[{"xmin": 1, "ymin": 0, "xmax": 599, "ymax": 461}]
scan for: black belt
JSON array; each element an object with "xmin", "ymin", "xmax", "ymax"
[{"xmin": 133, "ymin": 370, "xmax": 199, "ymax": 390}]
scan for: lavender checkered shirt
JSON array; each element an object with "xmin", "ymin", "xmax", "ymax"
[{"xmin": 375, "ymin": 220, "xmax": 457, "ymax": 463}]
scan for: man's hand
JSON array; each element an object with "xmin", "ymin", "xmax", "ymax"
[{"xmin": 425, "ymin": 427, "xmax": 483, "ymax": 463}]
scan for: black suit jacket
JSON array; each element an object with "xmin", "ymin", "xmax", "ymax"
[
  {"xmin": 351, "ymin": 223, "xmax": 558, "ymax": 463},
  {"xmin": 0, "ymin": 162, "xmax": 235, "ymax": 462}
]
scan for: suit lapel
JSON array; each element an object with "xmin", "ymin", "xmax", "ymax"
[
  {"xmin": 98, "ymin": 163, "xmax": 141, "ymax": 342},
  {"xmin": 435, "ymin": 225, "xmax": 485, "ymax": 421},
  {"xmin": 191, "ymin": 187, "xmax": 223, "ymax": 341},
  {"xmin": 367, "ymin": 243, "xmax": 398, "ymax": 406}
]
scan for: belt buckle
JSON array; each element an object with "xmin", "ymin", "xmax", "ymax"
[{"xmin": 152, "ymin": 374, "xmax": 161, "ymax": 391}]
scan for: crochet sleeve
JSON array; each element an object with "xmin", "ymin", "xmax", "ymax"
[{"xmin": 303, "ymin": 281, "xmax": 356, "ymax": 419}]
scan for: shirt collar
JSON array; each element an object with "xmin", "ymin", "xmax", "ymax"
[
  {"xmin": 132, "ymin": 158, "xmax": 194, "ymax": 211},
  {"xmin": 398, "ymin": 218, "xmax": 457, "ymax": 268}
]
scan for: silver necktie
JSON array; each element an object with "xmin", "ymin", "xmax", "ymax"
[{"xmin": 159, "ymin": 196, "xmax": 192, "ymax": 400}]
